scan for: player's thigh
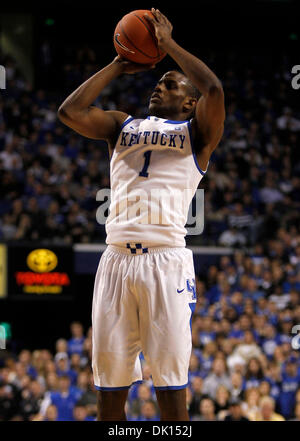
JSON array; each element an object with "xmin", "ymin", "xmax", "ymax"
[
  {"xmin": 138, "ymin": 248, "xmax": 196, "ymax": 387},
  {"xmin": 92, "ymin": 249, "xmax": 142, "ymax": 387}
]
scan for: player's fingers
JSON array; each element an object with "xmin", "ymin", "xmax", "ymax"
[
  {"xmin": 158, "ymin": 9, "xmax": 170, "ymax": 24},
  {"xmin": 155, "ymin": 9, "xmax": 164, "ymax": 20},
  {"xmin": 151, "ymin": 7, "xmax": 160, "ymax": 22},
  {"xmin": 155, "ymin": 9, "xmax": 167, "ymax": 24},
  {"xmin": 144, "ymin": 12, "xmax": 155, "ymax": 25}
]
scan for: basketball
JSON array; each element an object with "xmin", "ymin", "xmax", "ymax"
[{"xmin": 113, "ymin": 9, "xmax": 166, "ymax": 65}]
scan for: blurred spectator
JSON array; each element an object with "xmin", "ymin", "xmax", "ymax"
[
  {"xmin": 68, "ymin": 322, "xmax": 85, "ymax": 356},
  {"xmin": 19, "ymin": 379, "xmax": 45, "ymax": 420},
  {"xmin": 55, "ymin": 353, "xmax": 78, "ymax": 386},
  {"xmin": 224, "ymin": 398, "xmax": 249, "ymax": 421},
  {"xmin": 129, "ymin": 384, "xmax": 155, "ymax": 418},
  {"xmin": 72, "ymin": 404, "xmax": 95, "ymax": 421},
  {"xmin": 136, "ymin": 400, "xmax": 159, "ymax": 422},
  {"xmin": 244, "ymin": 357, "xmax": 265, "ymax": 389},
  {"xmin": 32, "ymin": 404, "xmax": 58, "ymax": 421},
  {"xmin": 219, "ymin": 224, "xmax": 247, "ymax": 245},
  {"xmin": 229, "ymin": 372, "xmax": 244, "ymax": 400},
  {"xmin": 241, "ymin": 388, "xmax": 260, "ymax": 421},
  {"xmin": 76, "ymin": 372, "xmax": 97, "ymax": 418},
  {"xmin": 192, "ymin": 397, "xmax": 217, "ymax": 421},
  {"xmin": 188, "ymin": 376, "xmax": 204, "ymax": 417},
  {"xmin": 44, "ymin": 404, "xmax": 58, "ymax": 421},
  {"xmin": 289, "ymin": 402, "xmax": 300, "ymax": 422},
  {"xmin": 45, "ymin": 375, "xmax": 82, "ymax": 421},
  {"xmin": 214, "ymin": 385, "xmax": 231, "ymax": 418},
  {"xmin": 202, "ymin": 358, "xmax": 231, "ymax": 399},
  {"xmin": 255, "ymin": 396, "xmax": 285, "ymax": 421},
  {"xmin": 278, "ymin": 356, "xmax": 300, "ymax": 419},
  {"xmin": 0, "ymin": 378, "xmax": 21, "ymax": 421}
]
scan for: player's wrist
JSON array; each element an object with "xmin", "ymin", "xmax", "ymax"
[
  {"xmin": 158, "ymin": 37, "xmax": 176, "ymax": 52},
  {"xmin": 110, "ymin": 56, "xmax": 126, "ymax": 74}
]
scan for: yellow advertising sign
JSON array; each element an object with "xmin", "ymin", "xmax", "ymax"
[{"xmin": 26, "ymin": 248, "xmax": 58, "ymax": 273}]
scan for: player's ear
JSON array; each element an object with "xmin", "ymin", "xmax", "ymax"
[{"xmin": 182, "ymin": 97, "xmax": 197, "ymax": 115}]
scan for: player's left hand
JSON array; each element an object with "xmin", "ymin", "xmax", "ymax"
[
  {"xmin": 112, "ymin": 55, "xmax": 156, "ymax": 74},
  {"xmin": 144, "ymin": 8, "xmax": 173, "ymax": 50}
]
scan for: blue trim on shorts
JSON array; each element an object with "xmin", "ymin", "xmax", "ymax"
[
  {"xmin": 154, "ymin": 383, "xmax": 188, "ymax": 391},
  {"xmin": 189, "ymin": 302, "xmax": 196, "ymax": 332},
  {"xmin": 94, "ymin": 380, "xmax": 143, "ymax": 391}
]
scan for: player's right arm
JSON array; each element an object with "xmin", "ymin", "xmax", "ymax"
[{"xmin": 57, "ymin": 56, "xmax": 154, "ymax": 142}]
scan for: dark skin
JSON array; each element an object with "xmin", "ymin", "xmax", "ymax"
[
  {"xmin": 58, "ymin": 8, "xmax": 225, "ymax": 421},
  {"xmin": 97, "ymin": 389, "xmax": 188, "ymax": 422}
]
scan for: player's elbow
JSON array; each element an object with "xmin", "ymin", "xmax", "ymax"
[
  {"xmin": 57, "ymin": 105, "xmax": 67, "ymax": 122},
  {"xmin": 57, "ymin": 104, "xmax": 75, "ymax": 125},
  {"xmin": 207, "ymin": 80, "xmax": 224, "ymax": 98}
]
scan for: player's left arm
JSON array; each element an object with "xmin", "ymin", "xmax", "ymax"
[{"xmin": 145, "ymin": 8, "xmax": 225, "ymax": 170}]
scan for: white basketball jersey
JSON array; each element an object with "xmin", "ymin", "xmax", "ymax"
[{"xmin": 105, "ymin": 115, "xmax": 207, "ymax": 247}]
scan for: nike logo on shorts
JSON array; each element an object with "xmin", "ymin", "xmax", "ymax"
[{"xmin": 177, "ymin": 288, "xmax": 185, "ymax": 293}]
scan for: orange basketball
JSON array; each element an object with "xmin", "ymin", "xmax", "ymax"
[{"xmin": 113, "ymin": 10, "xmax": 166, "ymax": 65}]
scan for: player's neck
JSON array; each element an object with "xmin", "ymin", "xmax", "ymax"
[{"xmin": 149, "ymin": 111, "xmax": 189, "ymax": 121}]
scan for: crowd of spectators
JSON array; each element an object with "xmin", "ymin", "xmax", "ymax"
[
  {"xmin": 1, "ymin": 216, "xmax": 300, "ymax": 420},
  {"xmin": 1, "ymin": 243, "xmax": 300, "ymax": 422}
]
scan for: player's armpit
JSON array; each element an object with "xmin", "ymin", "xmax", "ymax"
[
  {"xmin": 194, "ymin": 123, "xmax": 224, "ymax": 172},
  {"xmin": 57, "ymin": 106, "xmax": 128, "ymax": 141}
]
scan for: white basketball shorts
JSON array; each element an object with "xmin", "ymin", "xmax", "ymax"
[{"xmin": 92, "ymin": 243, "xmax": 197, "ymax": 391}]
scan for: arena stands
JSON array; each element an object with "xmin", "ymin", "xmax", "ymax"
[{"xmin": 0, "ymin": 39, "xmax": 300, "ymax": 420}]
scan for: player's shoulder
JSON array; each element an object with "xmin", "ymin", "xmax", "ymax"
[
  {"xmin": 105, "ymin": 110, "xmax": 129, "ymax": 128},
  {"xmin": 118, "ymin": 114, "xmax": 149, "ymax": 130}
]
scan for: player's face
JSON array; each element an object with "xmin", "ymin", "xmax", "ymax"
[{"xmin": 149, "ymin": 71, "xmax": 189, "ymax": 119}]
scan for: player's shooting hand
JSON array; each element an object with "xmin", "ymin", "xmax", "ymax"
[
  {"xmin": 112, "ymin": 55, "xmax": 156, "ymax": 74},
  {"xmin": 144, "ymin": 8, "xmax": 173, "ymax": 50}
]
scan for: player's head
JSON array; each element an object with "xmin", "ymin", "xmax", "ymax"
[{"xmin": 149, "ymin": 70, "xmax": 200, "ymax": 120}]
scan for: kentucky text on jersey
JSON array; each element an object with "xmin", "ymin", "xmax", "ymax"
[
  {"xmin": 106, "ymin": 116, "xmax": 207, "ymax": 247},
  {"xmin": 120, "ymin": 130, "xmax": 186, "ymax": 149}
]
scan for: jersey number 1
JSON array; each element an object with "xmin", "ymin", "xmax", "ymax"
[{"xmin": 139, "ymin": 150, "xmax": 152, "ymax": 178}]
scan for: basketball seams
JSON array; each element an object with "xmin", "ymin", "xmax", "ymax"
[
  {"xmin": 120, "ymin": 17, "xmax": 160, "ymax": 61},
  {"xmin": 133, "ymin": 14, "xmax": 160, "ymax": 59}
]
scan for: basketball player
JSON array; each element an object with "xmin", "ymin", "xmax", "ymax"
[{"xmin": 58, "ymin": 8, "xmax": 225, "ymax": 421}]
